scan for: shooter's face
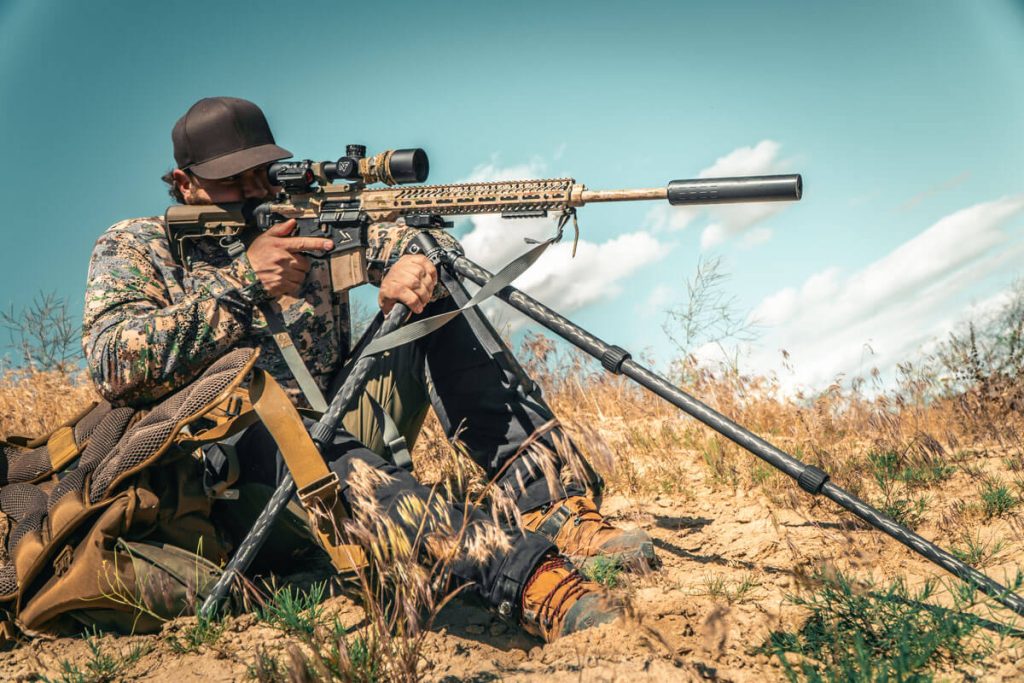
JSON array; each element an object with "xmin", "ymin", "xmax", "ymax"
[{"xmin": 173, "ymin": 165, "xmax": 276, "ymax": 205}]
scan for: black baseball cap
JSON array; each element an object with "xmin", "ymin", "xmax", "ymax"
[{"xmin": 172, "ymin": 97, "xmax": 292, "ymax": 179}]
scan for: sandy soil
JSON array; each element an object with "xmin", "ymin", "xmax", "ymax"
[{"xmin": 2, "ymin": 457, "xmax": 1024, "ymax": 681}]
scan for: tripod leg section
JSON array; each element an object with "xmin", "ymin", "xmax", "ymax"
[{"xmin": 449, "ymin": 253, "xmax": 1024, "ymax": 619}]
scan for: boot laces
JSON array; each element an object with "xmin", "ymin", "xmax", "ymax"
[
  {"xmin": 524, "ymin": 556, "xmax": 592, "ymax": 631},
  {"xmin": 568, "ymin": 498, "xmax": 614, "ymax": 529}
]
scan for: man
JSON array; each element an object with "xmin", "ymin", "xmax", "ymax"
[{"xmin": 82, "ymin": 96, "xmax": 655, "ymax": 641}]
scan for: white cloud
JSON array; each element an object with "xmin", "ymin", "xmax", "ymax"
[
  {"xmin": 644, "ymin": 202, "xmax": 700, "ymax": 233},
  {"xmin": 740, "ymin": 227, "xmax": 773, "ymax": 249},
  {"xmin": 457, "ymin": 157, "xmax": 670, "ymax": 324},
  {"xmin": 508, "ymin": 232, "xmax": 667, "ymax": 312},
  {"xmin": 698, "ymin": 140, "xmax": 794, "ymax": 249},
  {"xmin": 644, "ymin": 140, "xmax": 797, "ymax": 249},
  {"xmin": 639, "ymin": 284, "xmax": 674, "ymax": 319},
  {"xmin": 462, "ymin": 157, "xmax": 548, "ymax": 184},
  {"xmin": 748, "ymin": 195, "xmax": 1024, "ymax": 392},
  {"xmin": 699, "ymin": 140, "xmax": 786, "ymax": 178}
]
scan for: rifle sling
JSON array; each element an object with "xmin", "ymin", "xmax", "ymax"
[
  {"xmin": 261, "ymin": 303, "xmax": 329, "ymax": 413},
  {"xmin": 248, "ymin": 369, "xmax": 332, "ymax": 498},
  {"xmin": 359, "ymin": 236, "xmax": 555, "ymax": 358},
  {"xmin": 247, "ymin": 369, "xmax": 365, "ymax": 572},
  {"xmin": 366, "ymin": 394, "xmax": 412, "ymax": 471}
]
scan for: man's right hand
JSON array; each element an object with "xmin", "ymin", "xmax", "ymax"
[{"xmin": 246, "ymin": 220, "xmax": 334, "ymax": 298}]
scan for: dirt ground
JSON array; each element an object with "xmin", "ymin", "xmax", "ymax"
[{"xmin": 3, "ymin": 454, "xmax": 1023, "ymax": 682}]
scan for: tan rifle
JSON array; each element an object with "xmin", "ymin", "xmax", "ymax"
[{"xmin": 166, "ymin": 145, "xmax": 802, "ymax": 289}]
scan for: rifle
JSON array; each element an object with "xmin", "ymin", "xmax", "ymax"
[{"xmin": 165, "ymin": 144, "xmax": 802, "ymax": 286}]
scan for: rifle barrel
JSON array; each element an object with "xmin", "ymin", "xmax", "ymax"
[{"xmin": 579, "ymin": 188, "xmax": 668, "ymax": 203}]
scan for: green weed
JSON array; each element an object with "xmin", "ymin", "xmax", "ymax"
[
  {"xmin": 868, "ymin": 450, "xmax": 955, "ymax": 489},
  {"xmin": 870, "ymin": 454, "xmax": 931, "ymax": 529},
  {"xmin": 761, "ymin": 570, "xmax": 989, "ymax": 681},
  {"xmin": 950, "ymin": 533, "xmax": 1008, "ymax": 568},
  {"xmin": 256, "ymin": 581, "xmax": 327, "ymax": 638},
  {"xmin": 40, "ymin": 628, "xmax": 152, "ymax": 683},
  {"xmin": 584, "ymin": 557, "xmax": 623, "ymax": 589},
  {"xmin": 1003, "ymin": 454, "xmax": 1024, "ymax": 472},
  {"xmin": 166, "ymin": 612, "xmax": 224, "ymax": 654},
  {"xmin": 323, "ymin": 619, "xmax": 382, "ymax": 683},
  {"xmin": 698, "ymin": 572, "xmax": 761, "ymax": 604},
  {"xmin": 980, "ymin": 478, "xmax": 1019, "ymax": 518},
  {"xmin": 878, "ymin": 494, "xmax": 930, "ymax": 530},
  {"xmin": 701, "ymin": 436, "xmax": 738, "ymax": 487},
  {"xmin": 246, "ymin": 645, "xmax": 286, "ymax": 682}
]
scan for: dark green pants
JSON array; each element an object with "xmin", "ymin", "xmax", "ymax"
[{"xmin": 215, "ymin": 298, "xmax": 587, "ymax": 613}]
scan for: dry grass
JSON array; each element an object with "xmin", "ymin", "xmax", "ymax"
[
  {"xmin": 486, "ymin": 332, "xmax": 1024, "ymax": 513},
  {"xmin": 5, "ymin": 333, "xmax": 1024, "ymax": 554},
  {"xmin": 0, "ymin": 367, "xmax": 97, "ymax": 438},
  {"xmin": 4, "ymin": 313, "xmax": 1024, "ymax": 679}
]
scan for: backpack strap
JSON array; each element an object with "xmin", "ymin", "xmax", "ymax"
[{"xmin": 248, "ymin": 369, "xmax": 366, "ymax": 573}]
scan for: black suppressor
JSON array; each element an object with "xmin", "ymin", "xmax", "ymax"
[{"xmin": 667, "ymin": 174, "xmax": 802, "ymax": 205}]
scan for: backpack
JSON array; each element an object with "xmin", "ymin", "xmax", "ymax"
[{"xmin": 0, "ymin": 348, "xmax": 259, "ymax": 639}]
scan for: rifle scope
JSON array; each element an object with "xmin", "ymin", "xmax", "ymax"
[{"xmin": 267, "ymin": 147, "xmax": 429, "ymax": 189}]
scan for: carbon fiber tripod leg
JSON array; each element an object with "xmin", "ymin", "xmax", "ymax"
[
  {"xmin": 199, "ymin": 303, "xmax": 410, "ymax": 619},
  {"xmin": 447, "ymin": 251, "xmax": 1024, "ymax": 619},
  {"xmin": 418, "ymin": 244, "xmax": 605, "ymax": 501}
]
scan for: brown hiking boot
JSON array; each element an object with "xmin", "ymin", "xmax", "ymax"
[
  {"xmin": 520, "ymin": 554, "xmax": 621, "ymax": 641},
  {"xmin": 522, "ymin": 496, "xmax": 656, "ymax": 570}
]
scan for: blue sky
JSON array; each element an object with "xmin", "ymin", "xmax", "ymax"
[{"xmin": 1, "ymin": 0, "xmax": 1022, "ymax": 391}]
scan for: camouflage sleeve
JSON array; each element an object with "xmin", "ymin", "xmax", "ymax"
[
  {"xmin": 82, "ymin": 220, "xmax": 270, "ymax": 406},
  {"xmin": 365, "ymin": 222, "xmax": 464, "ymax": 301}
]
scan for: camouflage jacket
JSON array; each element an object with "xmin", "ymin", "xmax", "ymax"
[{"xmin": 82, "ymin": 216, "xmax": 458, "ymax": 406}]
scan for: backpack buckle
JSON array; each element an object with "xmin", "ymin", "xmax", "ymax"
[{"xmin": 297, "ymin": 471, "xmax": 342, "ymax": 514}]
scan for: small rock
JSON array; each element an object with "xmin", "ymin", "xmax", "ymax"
[
  {"xmin": 465, "ymin": 624, "xmax": 485, "ymax": 635},
  {"xmin": 735, "ymin": 505, "xmax": 759, "ymax": 523},
  {"xmin": 998, "ymin": 663, "xmax": 1021, "ymax": 679}
]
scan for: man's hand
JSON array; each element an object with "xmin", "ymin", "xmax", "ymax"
[
  {"xmin": 378, "ymin": 254, "xmax": 437, "ymax": 315},
  {"xmin": 246, "ymin": 220, "xmax": 334, "ymax": 298}
]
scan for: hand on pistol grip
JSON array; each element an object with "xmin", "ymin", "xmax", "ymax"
[{"xmin": 247, "ymin": 219, "xmax": 334, "ymax": 298}]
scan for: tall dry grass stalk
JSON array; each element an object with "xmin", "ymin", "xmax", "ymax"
[
  {"xmin": 269, "ymin": 442, "xmax": 523, "ymax": 681},
  {"xmin": 0, "ymin": 368, "xmax": 97, "ymax": 438}
]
